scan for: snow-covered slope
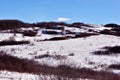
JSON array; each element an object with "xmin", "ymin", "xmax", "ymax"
[
  {"xmin": 0, "ymin": 24, "xmax": 120, "ymax": 79},
  {"xmin": 1, "ymin": 34, "xmax": 120, "ymax": 70}
]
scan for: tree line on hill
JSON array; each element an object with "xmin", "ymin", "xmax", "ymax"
[{"xmin": 0, "ymin": 19, "xmax": 119, "ymax": 30}]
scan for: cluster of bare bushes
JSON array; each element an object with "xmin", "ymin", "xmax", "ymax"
[
  {"xmin": 100, "ymin": 29, "xmax": 120, "ymax": 36},
  {"xmin": 93, "ymin": 46, "xmax": 120, "ymax": 55},
  {"xmin": 0, "ymin": 40, "xmax": 30, "ymax": 46},
  {"xmin": 100, "ymin": 23, "xmax": 120, "ymax": 36},
  {"xmin": 0, "ymin": 52, "xmax": 120, "ymax": 80}
]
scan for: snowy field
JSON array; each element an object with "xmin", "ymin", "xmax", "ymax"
[{"xmin": 0, "ymin": 25, "xmax": 120, "ymax": 80}]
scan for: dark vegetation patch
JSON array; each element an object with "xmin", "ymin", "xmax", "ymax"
[
  {"xmin": 108, "ymin": 46, "xmax": 120, "ymax": 53},
  {"xmin": 93, "ymin": 46, "xmax": 120, "ymax": 55},
  {"xmin": 34, "ymin": 22, "xmax": 94, "ymax": 28},
  {"xmin": 109, "ymin": 64, "xmax": 120, "ymax": 70},
  {"xmin": 33, "ymin": 22, "xmax": 69, "ymax": 28},
  {"xmin": 0, "ymin": 20, "xmax": 31, "ymax": 30},
  {"xmin": 100, "ymin": 29, "xmax": 120, "ymax": 36},
  {"xmin": 65, "ymin": 30, "xmax": 74, "ymax": 34},
  {"xmin": 104, "ymin": 23, "xmax": 120, "ymax": 28},
  {"xmin": 70, "ymin": 22, "xmax": 94, "ymax": 28},
  {"xmin": 0, "ymin": 19, "xmax": 94, "ymax": 31},
  {"xmin": 41, "ymin": 30, "xmax": 61, "ymax": 35},
  {"xmin": 0, "ymin": 53, "xmax": 120, "ymax": 80},
  {"xmin": 41, "ymin": 30, "xmax": 74, "ymax": 35},
  {"xmin": 100, "ymin": 23, "xmax": 120, "ymax": 36},
  {"xmin": 73, "ymin": 33, "xmax": 99, "ymax": 38},
  {"xmin": 93, "ymin": 51, "xmax": 110, "ymax": 55},
  {"xmin": 0, "ymin": 40, "xmax": 30, "ymax": 46},
  {"xmin": 0, "ymin": 53, "xmax": 39, "ymax": 73},
  {"xmin": 35, "ymin": 54, "xmax": 51, "ymax": 59},
  {"xmin": 35, "ymin": 54, "xmax": 67, "ymax": 60},
  {"xmin": 44, "ymin": 33, "xmax": 99, "ymax": 41},
  {"xmin": 46, "ymin": 26, "xmax": 64, "ymax": 30},
  {"xmin": 10, "ymin": 30, "xmax": 37, "ymax": 37},
  {"xmin": 33, "ymin": 22, "xmax": 95, "ymax": 31},
  {"xmin": 21, "ymin": 30, "xmax": 37, "ymax": 36},
  {"xmin": 111, "ymin": 28, "xmax": 120, "ymax": 31},
  {"xmin": 69, "ymin": 53, "xmax": 74, "ymax": 56},
  {"xmin": 55, "ymin": 65, "xmax": 120, "ymax": 80}
]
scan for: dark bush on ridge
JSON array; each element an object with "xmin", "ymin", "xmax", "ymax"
[
  {"xmin": 93, "ymin": 51, "xmax": 110, "ymax": 55},
  {"xmin": 9, "ymin": 30, "xmax": 37, "ymax": 37},
  {"xmin": 109, "ymin": 64, "xmax": 120, "ymax": 69},
  {"xmin": 0, "ymin": 19, "xmax": 95, "ymax": 30},
  {"xmin": 70, "ymin": 22, "xmax": 83, "ymax": 27},
  {"xmin": 35, "ymin": 54, "xmax": 51, "ymax": 59},
  {"xmin": 108, "ymin": 46, "xmax": 120, "ymax": 53},
  {"xmin": 42, "ymin": 30, "xmax": 60, "ymax": 35},
  {"xmin": 93, "ymin": 46, "xmax": 120, "ymax": 55},
  {"xmin": 70, "ymin": 22, "xmax": 93, "ymax": 28},
  {"xmin": 100, "ymin": 29, "xmax": 115, "ymax": 35},
  {"xmin": 100, "ymin": 29, "xmax": 120, "ymax": 36},
  {"xmin": 0, "ymin": 20, "xmax": 31, "ymax": 30},
  {"xmin": 0, "ymin": 40, "xmax": 30, "ymax": 46},
  {"xmin": 34, "ymin": 22, "xmax": 69, "ymax": 28},
  {"xmin": 104, "ymin": 23, "xmax": 120, "ymax": 28},
  {"xmin": 73, "ymin": 33, "xmax": 98, "ymax": 38},
  {"xmin": 22, "ymin": 30, "xmax": 37, "ymax": 36}
]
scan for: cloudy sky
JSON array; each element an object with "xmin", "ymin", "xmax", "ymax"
[{"xmin": 0, "ymin": 0, "xmax": 120, "ymax": 24}]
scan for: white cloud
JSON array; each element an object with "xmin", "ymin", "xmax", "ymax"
[{"xmin": 57, "ymin": 17, "xmax": 71, "ymax": 22}]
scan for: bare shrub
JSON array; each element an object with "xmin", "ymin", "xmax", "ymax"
[
  {"xmin": 22, "ymin": 30, "xmax": 37, "ymax": 36},
  {"xmin": 9, "ymin": 30, "xmax": 37, "ymax": 36},
  {"xmin": 35, "ymin": 54, "xmax": 51, "ymax": 59},
  {"xmin": 109, "ymin": 64, "xmax": 120, "ymax": 69},
  {"xmin": 93, "ymin": 51, "xmax": 110, "ymax": 55},
  {"xmin": 35, "ymin": 54, "xmax": 67, "ymax": 60},
  {"xmin": 93, "ymin": 46, "xmax": 120, "ymax": 55},
  {"xmin": 0, "ymin": 40, "xmax": 30, "ymax": 46},
  {"xmin": 0, "ymin": 53, "xmax": 120, "ymax": 80},
  {"xmin": 0, "ymin": 54, "xmax": 39, "ymax": 73},
  {"xmin": 108, "ymin": 46, "xmax": 120, "ymax": 53},
  {"xmin": 69, "ymin": 53, "xmax": 74, "ymax": 56}
]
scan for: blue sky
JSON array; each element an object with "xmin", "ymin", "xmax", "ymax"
[{"xmin": 0, "ymin": 0, "xmax": 120, "ymax": 24}]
